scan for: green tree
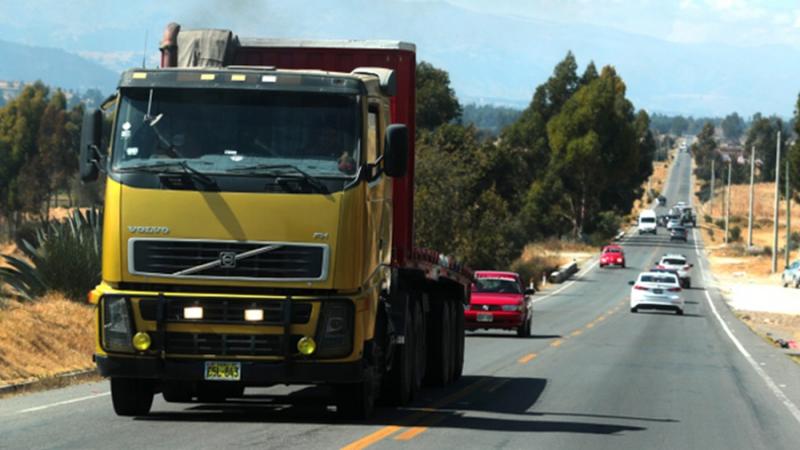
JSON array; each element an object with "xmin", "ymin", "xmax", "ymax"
[
  {"xmin": 787, "ymin": 94, "xmax": 800, "ymax": 193},
  {"xmin": 545, "ymin": 66, "xmax": 640, "ymax": 237},
  {"xmin": 691, "ymin": 122, "xmax": 720, "ymax": 182},
  {"xmin": 502, "ymin": 51, "xmax": 580, "ymax": 180},
  {"xmin": 416, "ymin": 61, "xmax": 462, "ymax": 131},
  {"xmin": 745, "ymin": 114, "xmax": 788, "ymax": 182},
  {"xmin": 721, "ymin": 112, "xmax": 745, "ymax": 141}
]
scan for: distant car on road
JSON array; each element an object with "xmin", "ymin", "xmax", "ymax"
[
  {"xmin": 670, "ymin": 226, "xmax": 688, "ymax": 242},
  {"xmin": 657, "ymin": 195, "xmax": 667, "ymax": 206},
  {"xmin": 629, "ymin": 271, "xmax": 684, "ymax": 315},
  {"xmin": 782, "ymin": 260, "xmax": 800, "ymax": 288},
  {"xmin": 600, "ymin": 245, "xmax": 626, "ymax": 268},
  {"xmin": 667, "ymin": 219, "xmax": 681, "ymax": 230},
  {"xmin": 657, "ymin": 254, "xmax": 693, "ymax": 288},
  {"xmin": 466, "ymin": 271, "xmax": 534, "ymax": 337}
]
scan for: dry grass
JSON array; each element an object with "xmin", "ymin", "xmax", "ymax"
[
  {"xmin": 694, "ymin": 172, "xmax": 800, "ymax": 282},
  {"xmin": 737, "ymin": 311, "xmax": 800, "ymax": 346},
  {"xmin": 512, "ymin": 239, "xmax": 595, "ymax": 288},
  {"xmin": 0, "ymin": 294, "xmax": 95, "ymax": 386}
]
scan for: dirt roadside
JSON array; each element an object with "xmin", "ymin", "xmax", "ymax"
[{"xmin": 692, "ymin": 161, "xmax": 800, "ymax": 359}]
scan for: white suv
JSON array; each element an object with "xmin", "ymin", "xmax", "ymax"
[{"xmin": 657, "ymin": 254, "xmax": 693, "ymax": 288}]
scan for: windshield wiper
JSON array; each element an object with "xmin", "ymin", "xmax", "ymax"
[
  {"xmin": 228, "ymin": 164, "xmax": 329, "ymax": 194},
  {"xmin": 116, "ymin": 161, "xmax": 218, "ymax": 189}
]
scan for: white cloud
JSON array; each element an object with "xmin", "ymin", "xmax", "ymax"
[{"xmin": 77, "ymin": 50, "xmax": 140, "ymax": 71}]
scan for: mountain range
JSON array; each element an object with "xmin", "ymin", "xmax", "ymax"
[{"xmin": 0, "ymin": 0, "xmax": 797, "ymax": 117}]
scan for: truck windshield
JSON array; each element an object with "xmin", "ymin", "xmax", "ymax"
[{"xmin": 111, "ymin": 88, "xmax": 361, "ymax": 178}]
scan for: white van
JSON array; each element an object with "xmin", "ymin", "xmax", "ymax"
[{"xmin": 638, "ymin": 209, "xmax": 658, "ymax": 235}]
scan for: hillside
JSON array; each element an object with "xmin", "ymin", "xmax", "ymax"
[{"xmin": 0, "ymin": 39, "xmax": 117, "ymax": 93}]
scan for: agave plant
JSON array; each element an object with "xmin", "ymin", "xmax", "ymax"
[{"xmin": 0, "ymin": 208, "xmax": 103, "ymax": 301}]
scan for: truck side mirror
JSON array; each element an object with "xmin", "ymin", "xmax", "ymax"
[
  {"xmin": 79, "ymin": 109, "xmax": 104, "ymax": 182},
  {"xmin": 383, "ymin": 124, "xmax": 408, "ymax": 178}
]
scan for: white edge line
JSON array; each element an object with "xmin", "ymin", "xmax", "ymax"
[
  {"xmin": 532, "ymin": 258, "xmax": 600, "ymax": 305},
  {"xmin": 693, "ymin": 225, "xmax": 800, "ymax": 426},
  {"xmin": 703, "ymin": 289, "xmax": 800, "ymax": 425},
  {"xmin": 15, "ymin": 392, "xmax": 110, "ymax": 415}
]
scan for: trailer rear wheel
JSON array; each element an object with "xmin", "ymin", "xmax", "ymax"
[
  {"xmin": 426, "ymin": 298, "xmax": 453, "ymax": 386},
  {"xmin": 453, "ymin": 300, "xmax": 465, "ymax": 381},
  {"xmin": 412, "ymin": 297, "xmax": 427, "ymax": 393},
  {"xmin": 111, "ymin": 377, "xmax": 154, "ymax": 416}
]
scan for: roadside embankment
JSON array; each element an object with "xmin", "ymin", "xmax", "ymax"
[{"xmin": 0, "ymin": 294, "xmax": 95, "ymax": 389}]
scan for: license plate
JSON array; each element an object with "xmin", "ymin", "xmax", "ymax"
[
  {"xmin": 652, "ymin": 289, "xmax": 664, "ymax": 294},
  {"xmin": 204, "ymin": 361, "xmax": 241, "ymax": 381},
  {"xmin": 477, "ymin": 313, "xmax": 493, "ymax": 322}
]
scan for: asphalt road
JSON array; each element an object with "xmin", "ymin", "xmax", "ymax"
[{"xmin": 3, "ymin": 151, "xmax": 800, "ymax": 449}]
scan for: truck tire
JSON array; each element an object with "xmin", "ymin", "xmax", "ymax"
[
  {"xmin": 162, "ymin": 381, "xmax": 194, "ymax": 403},
  {"xmin": 412, "ymin": 297, "xmax": 427, "ymax": 393},
  {"xmin": 426, "ymin": 298, "xmax": 453, "ymax": 386},
  {"xmin": 452, "ymin": 301, "xmax": 465, "ymax": 381},
  {"xmin": 111, "ymin": 377, "xmax": 155, "ymax": 416},
  {"xmin": 336, "ymin": 366, "xmax": 378, "ymax": 419},
  {"xmin": 382, "ymin": 293, "xmax": 415, "ymax": 405}
]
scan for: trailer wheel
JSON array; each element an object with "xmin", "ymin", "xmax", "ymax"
[
  {"xmin": 383, "ymin": 293, "xmax": 415, "ymax": 405},
  {"xmin": 412, "ymin": 297, "xmax": 427, "ymax": 393},
  {"xmin": 426, "ymin": 298, "xmax": 453, "ymax": 386},
  {"xmin": 452, "ymin": 300, "xmax": 465, "ymax": 381},
  {"xmin": 111, "ymin": 377, "xmax": 155, "ymax": 416}
]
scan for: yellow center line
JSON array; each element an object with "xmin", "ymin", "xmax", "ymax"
[
  {"xmin": 586, "ymin": 323, "xmax": 594, "ymax": 328},
  {"xmin": 394, "ymin": 413, "xmax": 450, "ymax": 441},
  {"xmin": 517, "ymin": 353, "xmax": 537, "ymax": 364},
  {"xmin": 570, "ymin": 329, "xmax": 583, "ymax": 337},
  {"xmin": 550, "ymin": 339, "xmax": 563, "ymax": 347},
  {"xmin": 340, "ymin": 378, "xmax": 492, "ymax": 449},
  {"xmin": 596, "ymin": 315, "xmax": 606, "ymax": 322},
  {"xmin": 341, "ymin": 425, "xmax": 403, "ymax": 450},
  {"xmin": 486, "ymin": 379, "xmax": 510, "ymax": 393}
]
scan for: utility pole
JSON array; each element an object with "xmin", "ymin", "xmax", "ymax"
[
  {"xmin": 725, "ymin": 159, "xmax": 731, "ymax": 244},
  {"xmin": 748, "ymin": 145, "xmax": 755, "ymax": 247},
  {"xmin": 772, "ymin": 131, "xmax": 781, "ymax": 273},
  {"xmin": 787, "ymin": 157, "xmax": 792, "ymax": 268},
  {"xmin": 710, "ymin": 158, "xmax": 715, "ymax": 216}
]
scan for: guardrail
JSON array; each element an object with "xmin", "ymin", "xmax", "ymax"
[{"xmin": 548, "ymin": 260, "xmax": 578, "ymax": 284}]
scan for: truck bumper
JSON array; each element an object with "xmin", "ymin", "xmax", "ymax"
[{"xmin": 96, "ymin": 355, "xmax": 364, "ymax": 385}]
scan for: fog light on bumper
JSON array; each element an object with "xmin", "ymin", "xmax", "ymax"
[
  {"xmin": 132, "ymin": 332, "xmax": 151, "ymax": 351},
  {"xmin": 297, "ymin": 336, "xmax": 316, "ymax": 355}
]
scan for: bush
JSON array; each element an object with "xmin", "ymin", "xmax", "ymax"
[
  {"xmin": 714, "ymin": 219, "xmax": 725, "ymax": 229},
  {"xmin": 728, "ymin": 225, "xmax": 741, "ymax": 243},
  {"xmin": 704, "ymin": 214, "xmax": 712, "ymax": 223},
  {"xmin": 0, "ymin": 208, "xmax": 102, "ymax": 301},
  {"xmin": 729, "ymin": 215, "xmax": 744, "ymax": 225}
]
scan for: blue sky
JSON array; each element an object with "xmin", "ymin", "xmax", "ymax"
[{"xmin": 1, "ymin": 1, "xmax": 798, "ymax": 116}]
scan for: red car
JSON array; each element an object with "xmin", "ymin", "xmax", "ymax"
[
  {"xmin": 465, "ymin": 271, "xmax": 534, "ymax": 337},
  {"xmin": 600, "ymin": 245, "xmax": 626, "ymax": 268}
]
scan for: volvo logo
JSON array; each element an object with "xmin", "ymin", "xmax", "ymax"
[
  {"xmin": 219, "ymin": 252, "xmax": 237, "ymax": 268},
  {"xmin": 128, "ymin": 225, "xmax": 170, "ymax": 234},
  {"xmin": 312, "ymin": 232, "xmax": 329, "ymax": 241}
]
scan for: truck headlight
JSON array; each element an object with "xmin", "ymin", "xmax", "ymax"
[
  {"xmin": 315, "ymin": 301, "xmax": 353, "ymax": 358},
  {"xmin": 102, "ymin": 297, "xmax": 134, "ymax": 353}
]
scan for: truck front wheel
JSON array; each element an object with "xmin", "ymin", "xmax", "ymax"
[
  {"xmin": 111, "ymin": 377, "xmax": 155, "ymax": 416},
  {"xmin": 336, "ymin": 366, "xmax": 378, "ymax": 419}
]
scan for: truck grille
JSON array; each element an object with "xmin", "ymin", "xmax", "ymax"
[
  {"xmin": 139, "ymin": 298, "xmax": 312, "ymax": 325},
  {"xmin": 164, "ymin": 333, "xmax": 302, "ymax": 357},
  {"xmin": 130, "ymin": 239, "xmax": 327, "ymax": 280}
]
